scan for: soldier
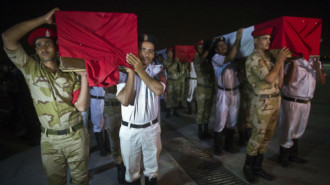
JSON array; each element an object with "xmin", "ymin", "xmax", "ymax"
[
  {"xmin": 211, "ymin": 28, "xmax": 243, "ymax": 155},
  {"xmin": 242, "ymin": 27, "xmax": 291, "ymax": 183},
  {"xmin": 278, "ymin": 56, "xmax": 326, "ymax": 168},
  {"xmin": 116, "ymin": 34, "xmax": 166, "ymax": 185},
  {"xmin": 103, "ymin": 86, "xmax": 126, "ymax": 184},
  {"xmin": 164, "ymin": 47, "xmax": 181, "ymax": 117},
  {"xmin": 193, "ymin": 40, "xmax": 214, "ymax": 140},
  {"xmin": 2, "ymin": 8, "xmax": 91, "ymax": 185}
]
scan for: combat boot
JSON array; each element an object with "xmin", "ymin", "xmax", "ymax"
[
  {"xmin": 289, "ymin": 139, "xmax": 307, "ymax": 164},
  {"xmin": 224, "ymin": 128, "xmax": 238, "ymax": 153},
  {"xmin": 238, "ymin": 130, "xmax": 246, "ymax": 147},
  {"xmin": 243, "ymin": 154, "xmax": 257, "ymax": 183},
  {"xmin": 173, "ymin": 107, "xmax": 180, "ymax": 117},
  {"xmin": 198, "ymin": 124, "xmax": 204, "ymax": 140},
  {"xmin": 145, "ymin": 176, "xmax": 157, "ymax": 185},
  {"xmin": 214, "ymin": 131, "xmax": 223, "ymax": 155},
  {"xmin": 203, "ymin": 123, "xmax": 212, "ymax": 139},
  {"xmin": 253, "ymin": 154, "xmax": 275, "ymax": 181},
  {"xmin": 94, "ymin": 132, "xmax": 107, "ymax": 156},
  {"xmin": 127, "ymin": 179, "xmax": 141, "ymax": 185},
  {"xmin": 103, "ymin": 130, "xmax": 111, "ymax": 154},
  {"xmin": 116, "ymin": 162, "xmax": 126, "ymax": 184},
  {"xmin": 279, "ymin": 146, "xmax": 290, "ymax": 168}
]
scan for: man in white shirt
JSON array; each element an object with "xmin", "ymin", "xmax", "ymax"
[
  {"xmin": 116, "ymin": 34, "xmax": 166, "ymax": 185},
  {"xmin": 279, "ymin": 57, "xmax": 326, "ymax": 167}
]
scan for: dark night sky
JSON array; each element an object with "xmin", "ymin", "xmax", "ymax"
[{"xmin": 0, "ymin": 0, "xmax": 329, "ymax": 59}]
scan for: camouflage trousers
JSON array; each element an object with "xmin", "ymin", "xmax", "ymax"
[
  {"xmin": 247, "ymin": 95, "xmax": 281, "ymax": 156},
  {"xmin": 104, "ymin": 103, "xmax": 122, "ymax": 164},
  {"xmin": 195, "ymin": 86, "xmax": 213, "ymax": 125},
  {"xmin": 178, "ymin": 77, "xmax": 186, "ymax": 102},
  {"xmin": 237, "ymin": 83, "xmax": 254, "ymax": 132},
  {"xmin": 166, "ymin": 79, "xmax": 181, "ymax": 108},
  {"xmin": 41, "ymin": 128, "xmax": 90, "ymax": 185}
]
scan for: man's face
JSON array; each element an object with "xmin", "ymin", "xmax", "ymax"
[
  {"xmin": 166, "ymin": 51, "xmax": 173, "ymax": 58},
  {"xmin": 196, "ymin": 44, "xmax": 203, "ymax": 55},
  {"xmin": 215, "ymin": 41, "xmax": 227, "ymax": 55},
  {"xmin": 254, "ymin": 35, "xmax": 271, "ymax": 51},
  {"xmin": 139, "ymin": 41, "xmax": 155, "ymax": 66},
  {"xmin": 35, "ymin": 38, "xmax": 56, "ymax": 63}
]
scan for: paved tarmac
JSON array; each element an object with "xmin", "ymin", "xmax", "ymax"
[{"xmin": 0, "ymin": 66, "xmax": 330, "ymax": 185}]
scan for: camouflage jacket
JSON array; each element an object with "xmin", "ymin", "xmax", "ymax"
[
  {"xmin": 245, "ymin": 49, "xmax": 279, "ymax": 95},
  {"xmin": 164, "ymin": 58, "xmax": 182, "ymax": 80},
  {"xmin": 193, "ymin": 54, "xmax": 214, "ymax": 87},
  {"xmin": 4, "ymin": 44, "xmax": 82, "ymax": 129}
]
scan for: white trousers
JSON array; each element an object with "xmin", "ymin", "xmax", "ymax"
[
  {"xmin": 119, "ymin": 122, "xmax": 162, "ymax": 182},
  {"xmin": 90, "ymin": 99, "xmax": 104, "ymax": 133},
  {"xmin": 214, "ymin": 89, "xmax": 240, "ymax": 132},
  {"xmin": 279, "ymin": 99, "xmax": 311, "ymax": 148},
  {"xmin": 187, "ymin": 79, "xmax": 197, "ymax": 102}
]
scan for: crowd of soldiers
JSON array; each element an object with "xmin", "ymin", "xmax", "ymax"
[{"xmin": 1, "ymin": 7, "xmax": 327, "ymax": 185}]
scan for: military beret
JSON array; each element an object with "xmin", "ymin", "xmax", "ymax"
[
  {"xmin": 215, "ymin": 36, "xmax": 226, "ymax": 44},
  {"xmin": 28, "ymin": 28, "xmax": 57, "ymax": 47},
  {"xmin": 194, "ymin": 40, "xmax": 204, "ymax": 47},
  {"xmin": 251, "ymin": 27, "xmax": 273, "ymax": 38},
  {"xmin": 138, "ymin": 33, "xmax": 158, "ymax": 46}
]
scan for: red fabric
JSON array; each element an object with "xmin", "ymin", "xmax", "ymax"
[
  {"xmin": 254, "ymin": 16, "xmax": 322, "ymax": 60},
  {"xmin": 55, "ymin": 11, "xmax": 138, "ymax": 87},
  {"xmin": 174, "ymin": 45, "xmax": 196, "ymax": 63},
  {"xmin": 72, "ymin": 88, "xmax": 81, "ymax": 105},
  {"xmin": 28, "ymin": 28, "xmax": 57, "ymax": 46},
  {"xmin": 251, "ymin": 27, "xmax": 273, "ymax": 37}
]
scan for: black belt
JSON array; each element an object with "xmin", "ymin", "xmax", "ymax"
[
  {"xmin": 188, "ymin": 77, "xmax": 197, "ymax": 80},
  {"xmin": 105, "ymin": 101, "xmax": 121, "ymax": 106},
  {"xmin": 282, "ymin": 95, "xmax": 309, "ymax": 104},
  {"xmin": 121, "ymin": 118, "xmax": 158, "ymax": 129},
  {"xmin": 41, "ymin": 122, "xmax": 84, "ymax": 135},
  {"xmin": 91, "ymin": 95, "xmax": 104, "ymax": 99},
  {"xmin": 256, "ymin": 93, "xmax": 280, "ymax": 98},
  {"xmin": 197, "ymin": 84, "xmax": 213, "ymax": 88},
  {"xmin": 218, "ymin": 85, "xmax": 239, "ymax": 91}
]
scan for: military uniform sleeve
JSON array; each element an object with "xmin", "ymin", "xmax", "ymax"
[
  {"xmin": 3, "ymin": 44, "xmax": 36, "ymax": 72},
  {"xmin": 246, "ymin": 54, "xmax": 269, "ymax": 81}
]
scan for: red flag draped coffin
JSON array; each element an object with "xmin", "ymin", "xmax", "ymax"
[{"xmin": 55, "ymin": 11, "xmax": 138, "ymax": 87}]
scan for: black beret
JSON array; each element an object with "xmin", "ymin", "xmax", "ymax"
[{"xmin": 139, "ymin": 33, "xmax": 158, "ymax": 46}]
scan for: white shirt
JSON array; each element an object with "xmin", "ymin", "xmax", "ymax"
[
  {"xmin": 281, "ymin": 58, "xmax": 317, "ymax": 100},
  {"xmin": 212, "ymin": 53, "xmax": 239, "ymax": 89},
  {"xmin": 117, "ymin": 63, "xmax": 165, "ymax": 124}
]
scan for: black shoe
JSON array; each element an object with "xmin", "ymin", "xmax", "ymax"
[
  {"xmin": 214, "ymin": 131, "xmax": 223, "ymax": 156},
  {"xmin": 289, "ymin": 156, "xmax": 307, "ymax": 164},
  {"xmin": 145, "ymin": 176, "xmax": 157, "ymax": 185},
  {"xmin": 253, "ymin": 154, "xmax": 275, "ymax": 181},
  {"xmin": 198, "ymin": 124, "xmax": 204, "ymax": 140},
  {"xmin": 243, "ymin": 155, "xmax": 257, "ymax": 183},
  {"xmin": 279, "ymin": 147, "xmax": 291, "ymax": 168},
  {"xmin": 224, "ymin": 128, "xmax": 238, "ymax": 153},
  {"xmin": 203, "ymin": 124, "xmax": 213, "ymax": 139},
  {"xmin": 116, "ymin": 162, "xmax": 126, "ymax": 184},
  {"xmin": 94, "ymin": 132, "xmax": 108, "ymax": 156}
]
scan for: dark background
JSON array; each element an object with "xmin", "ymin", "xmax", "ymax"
[{"xmin": 0, "ymin": 0, "xmax": 329, "ymax": 59}]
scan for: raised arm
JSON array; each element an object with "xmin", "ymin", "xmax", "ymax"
[
  {"xmin": 224, "ymin": 28, "xmax": 243, "ymax": 63},
  {"xmin": 74, "ymin": 71, "xmax": 91, "ymax": 112},
  {"xmin": 117, "ymin": 67, "xmax": 136, "ymax": 106},
  {"xmin": 313, "ymin": 59, "xmax": 326, "ymax": 85},
  {"xmin": 2, "ymin": 7, "xmax": 59, "ymax": 50},
  {"xmin": 126, "ymin": 53, "xmax": 164, "ymax": 96}
]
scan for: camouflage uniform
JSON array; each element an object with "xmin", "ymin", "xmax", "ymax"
[
  {"xmin": 245, "ymin": 49, "xmax": 281, "ymax": 156},
  {"xmin": 178, "ymin": 62, "xmax": 188, "ymax": 103},
  {"xmin": 164, "ymin": 58, "xmax": 182, "ymax": 108},
  {"xmin": 4, "ymin": 45, "xmax": 90, "ymax": 185},
  {"xmin": 103, "ymin": 92, "xmax": 122, "ymax": 164},
  {"xmin": 237, "ymin": 79, "xmax": 254, "ymax": 133},
  {"xmin": 193, "ymin": 54, "xmax": 214, "ymax": 125}
]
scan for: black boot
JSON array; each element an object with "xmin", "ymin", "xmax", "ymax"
[
  {"xmin": 103, "ymin": 130, "xmax": 111, "ymax": 154},
  {"xmin": 253, "ymin": 154, "xmax": 275, "ymax": 181},
  {"xmin": 289, "ymin": 139, "xmax": 307, "ymax": 164},
  {"xmin": 243, "ymin": 154, "xmax": 257, "ymax": 183},
  {"xmin": 145, "ymin": 176, "xmax": 157, "ymax": 185},
  {"xmin": 116, "ymin": 162, "xmax": 126, "ymax": 184},
  {"xmin": 198, "ymin": 124, "xmax": 204, "ymax": 140},
  {"xmin": 224, "ymin": 128, "xmax": 238, "ymax": 153},
  {"xmin": 187, "ymin": 101, "xmax": 192, "ymax": 114},
  {"xmin": 238, "ymin": 131, "xmax": 246, "ymax": 147},
  {"xmin": 166, "ymin": 108, "xmax": 171, "ymax": 118},
  {"xmin": 279, "ymin": 146, "xmax": 291, "ymax": 168},
  {"xmin": 203, "ymin": 124, "xmax": 212, "ymax": 139},
  {"xmin": 127, "ymin": 179, "xmax": 141, "ymax": 185},
  {"xmin": 214, "ymin": 131, "xmax": 223, "ymax": 155},
  {"xmin": 94, "ymin": 132, "xmax": 107, "ymax": 156},
  {"xmin": 173, "ymin": 107, "xmax": 180, "ymax": 117}
]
